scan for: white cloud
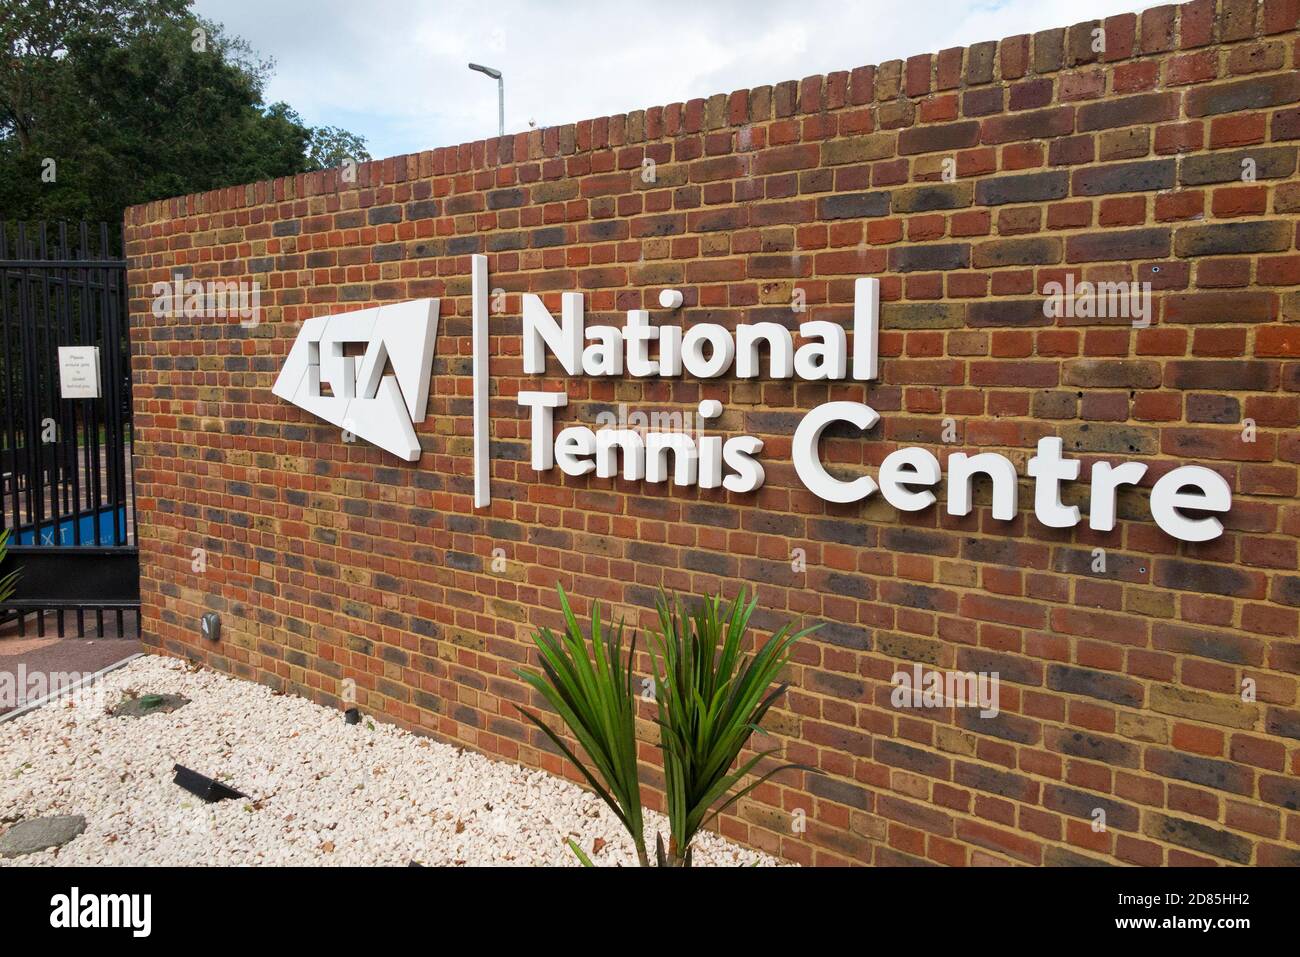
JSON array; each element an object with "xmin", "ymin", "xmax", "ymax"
[{"xmin": 194, "ymin": 0, "xmax": 1147, "ymax": 159}]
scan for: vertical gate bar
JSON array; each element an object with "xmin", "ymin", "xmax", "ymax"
[
  {"xmin": 86, "ymin": 230, "xmax": 103, "ymax": 544},
  {"xmin": 64, "ymin": 222, "xmax": 85, "ymax": 549},
  {"xmin": 15, "ymin": 223, "xmax": 37, "ymax": 540},
  {"xmin": 0, "ymin": 220, "xmax": 21, "ymax": 538},
  {"xmin": 114, "ymin": 224, "xmax": 127, "ymax": 547},
  {"xmin": 118, "ymin": 232, "xmax": 130, "ymax": 546},
  {"xmin": 65, "ymin": 228, "xmax": 86, "ymax": 638},
  {"xmin": 126, "ymin": 231, "xmax": 137, "ymax": 546},
  {"xmin": 68, "ymin": 237, "xmax": 85, "ymax": 553},
  {"xmin": 97, "ymin": 222, "xmax": 112, "ymax": 545},
  {"xmin": 117, "ymin": 230, "xmax": 130, "ymax": 546},
  {"xmin": 52, "ymin": 225, "xmax": 63, "ymax": 525},
  {"xmin": 78, "ymin": 221, "xmax": 91, "ymax": 530},
  {"xmin": 41, "ymin": 222, "xmax": 60, "ymax": 543},
  {"xmin": 104, "ymin": 222, "xmax": 124, "ymax": 547},
  {"xmin": 52, "ymin": 226, "xmax": 63, "ymax": 528},
  {"xmin": 35, "ymin": 222, "xmax": 53, "ymax": 543}
]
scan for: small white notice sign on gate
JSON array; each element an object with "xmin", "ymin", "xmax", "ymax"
[{"xmin": 57, "ymin": 346, "xmax": 101, "ymax": 399}]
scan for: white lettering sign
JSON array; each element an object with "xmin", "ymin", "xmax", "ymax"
[{"xmin": 274, "ymin": 256, "xmax": 1231, "ymax": 542}]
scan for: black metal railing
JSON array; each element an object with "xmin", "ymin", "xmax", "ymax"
[{"xmin": 0, "ymin": 221, "xmax": 139, "ymax": 637}]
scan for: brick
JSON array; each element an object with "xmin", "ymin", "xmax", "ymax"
[
  {"xmin": 1149, "ymin": 686, "xmax": 1258, "ymax": 729},
  {"xmin": 1145, "ymin": 749, "xmax": 1254, "ymax": 795},
  {"xmin": 823, "ymin": 134, "xmax": 895, "ymax": 164},
  {"xmin": 1139, "ymin": 5, "xmax": 1176, "ymax": 53},
  {"xmin": 807, "ymin": 774, "xmax": 871, "ymax": 809},
  {"xmin": 818, "ymin": 192, "xmax": 890, "ymax": 219},
  {"xmin": 893, "ymin": 183, "xmax": 973, "ymax": 212},
  {"xmin": 1097, "ymin": 128, "xmax": 1149, "ymax": 161},
  {"xmin": 966, "ymin": 41, "xmax": 997, "ymax": 85},
  {"xmin": 882, "ymin": 302, "xmax": 967, "ymax": 328},
  {"xmin": 1265, "ymin": 709, "xmax": 1300, "ymax": 741},
  {"xmin": 1152, "ymin": 622, "xmax": 1264, "ymax": 665},
  {"xmin": 1066, "ymin": 227, "xmax": 1170, "ymax": 262},
  {"xmin": 980, "ymin": 107, "xmax": 1075, "ymax": 144},
  {"xmin": 954, "ymin": 762, "xmax": 1038, "ymax": 802},
  {"xmin": 1047, "ymin": 664, "xmax": 1144, "ymax": 707},
  {"xmin": 975, "ymin": 171, "xmax": 1069, "ymax": 205},
  {"xmin": 1062, "ymin": 359, "xmax": 1162, "ymax": 388},
  {"xmin": 888, "ymin": 243, "xmax": 970, "ymax": 272},
  {"xmin": 875, "ymin": 739, "xmax": 950, "ymax": 777},
  {"xmin": 1275, "ymin": 106, "xmax": 1300, "ymax": 140},
  {"xmin": 955, "ymin": 819, "xmax": 1042, "ymax": 864},
  {"xmin": 486, "ymin": 188, "xmax": 526, "ymax": 209},
  {"xmin": 898, "ymin": 121, "xmax": 981, "ymax": 155},
  {"xmin": 1143, "ymin": 812, "xmax": 1253, "ymax": 864},
  {"xmin": 1185, "ymin": 74, "xmax": 1300, "ymax": 117},
  {"xmin": 1174, "ymin": 220, "xmax": 1293, "ymax": 256},
  {"xmin": 1165, "ymin": 291, "xmax": 1276, "ymax": 323},
  {"xmin": 963, "ymin": 87, "xmax": 1005, "ymax": 117},
  {"xmin": 1072, "ymin": 159, "xmax": 1175, "ymax": 195},
  {"xmin": 1077, "ymin": 92, "xmax": 1179, "ymax": 130},
  {"xmin": 972, "ymin": 237, "xmax": 1062, "ymax": 267},
  {"xmin": 1043, "ymin": 784, "xmax": 1140, "ymax": 830},
  {"xmin": 1044, "ymin": 727, "xmax": 1140, "ymax": 767}
]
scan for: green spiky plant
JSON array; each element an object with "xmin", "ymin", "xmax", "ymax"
[
  {"xmin": 0, "ymin": 528, "xmax": 20, "ymax": 605},
  {"xmin": 649, "ymin": 589, "xmax": 816, "ymax": 866},
  {"xmin": 517, "ymin": 584, "xmax": 814, "ymax": 866},
  {"xmin": 514, "ymin": 585, "xmax": 649, "ymax": 866}
]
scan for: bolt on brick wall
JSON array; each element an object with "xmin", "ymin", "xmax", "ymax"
[{"xmin": 127, "ymin": 0, "xmax": 1300, "ymax": 866}]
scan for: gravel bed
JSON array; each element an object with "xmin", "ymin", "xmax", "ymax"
[{"xmin": 0, "ymin": 655, "xmax": 781, "ymax": 866}]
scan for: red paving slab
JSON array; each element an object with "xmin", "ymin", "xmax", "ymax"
[{"xmin": 0, "ymin": 637, "xmax": 140, "ymax": 715}]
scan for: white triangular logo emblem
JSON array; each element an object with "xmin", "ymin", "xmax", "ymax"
[{"xmin": 272, "ymin": 299, "xmax": 439, "ymax": 461}]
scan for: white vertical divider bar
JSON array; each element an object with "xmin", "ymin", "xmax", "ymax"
[
  {"xmin": 852, "ymin": 277, "xmax": 879, "ymax": 382},
  {"xmin": 471, "ymin": 254, "xmax": 491, "ymax": 507}
]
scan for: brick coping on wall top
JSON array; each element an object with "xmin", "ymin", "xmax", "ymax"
[{"xmin": 126, "ymin": 0, "xmax": 1300, "ymax": 226}]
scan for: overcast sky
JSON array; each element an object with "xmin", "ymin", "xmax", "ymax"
[{"xmin": 193, "ymin": 0, "xmax": 1146, "ymax": 160}]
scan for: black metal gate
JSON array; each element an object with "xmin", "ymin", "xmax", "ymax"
[{"xmin": 0, "ymin": 221, "xmax": 139, "ymax": 637}]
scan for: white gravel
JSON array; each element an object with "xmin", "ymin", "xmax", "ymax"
[{"xmin": 0, "ymin": 655, "xmax": 781, "ymax": 866}]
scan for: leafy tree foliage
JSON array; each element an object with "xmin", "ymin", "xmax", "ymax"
[
  {"xmin": 307, "ymin": 125, "xmax": 371, "ymax": 171},
  {"xmin": 0, "ymin": 0, "xmax": 370, "ymax": 226}
]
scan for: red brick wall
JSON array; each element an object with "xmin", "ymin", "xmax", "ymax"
[{"xmin": 126, "ymin": 0, "xmax": 1300, "ymax": 866}]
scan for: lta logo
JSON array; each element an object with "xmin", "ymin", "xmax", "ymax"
[{"xmin": 272, "ymin": 299, "xmax": 439, "ymax": 461}]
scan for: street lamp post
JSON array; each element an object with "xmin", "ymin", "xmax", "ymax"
[{"xmin": 468, "ymin": 63, "xmax": 504, "ymax": 138}]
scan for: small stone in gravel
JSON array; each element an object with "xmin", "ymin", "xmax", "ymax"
[
  {"xmin": 110, "ymin": 693, "xmax": 190, "ymax": 718},
  {"xmin": 0, "ymin": 815, "xmax": 87, "ymax": 858}
]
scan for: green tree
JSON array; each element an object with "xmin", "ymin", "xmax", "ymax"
[
  {"xmin": 306, "ymin": 124, "xmax": 371, "ymax": 171},
  {"xmin": 0, "ymin": 0, "xmax": 369, "ymax": 228}
]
